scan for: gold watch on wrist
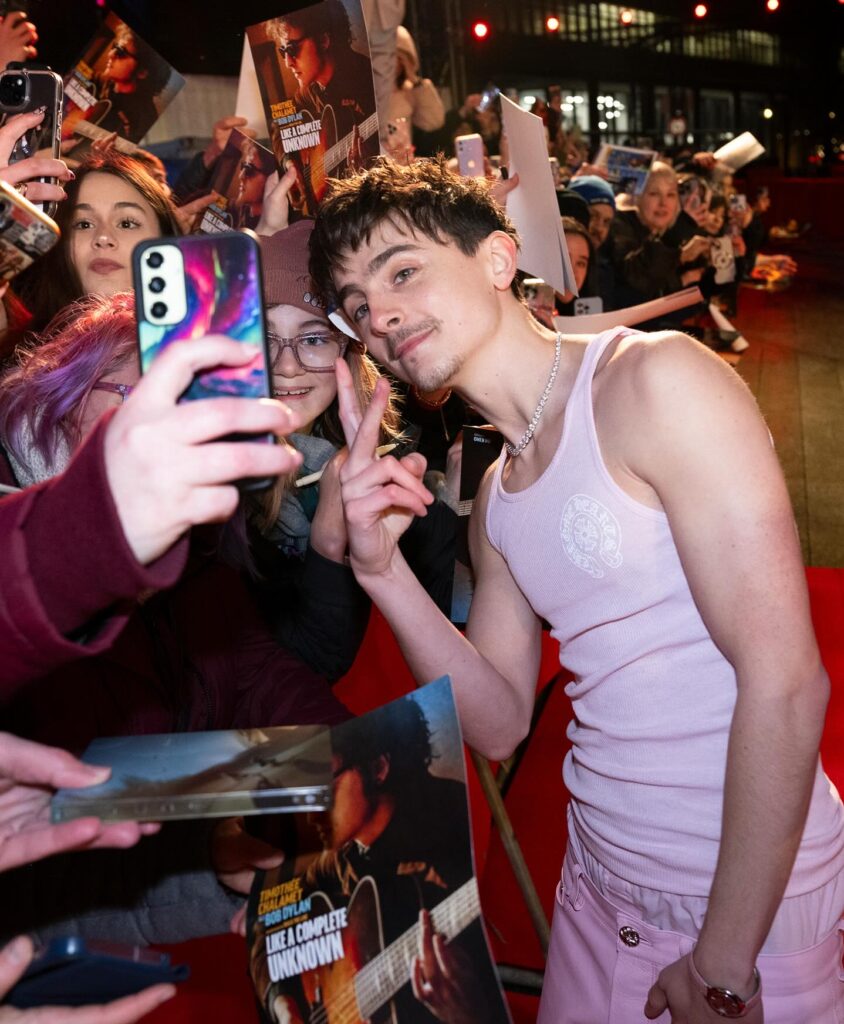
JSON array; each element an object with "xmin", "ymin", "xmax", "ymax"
[{"xmin": 688, "ymin": 951, "xmax": 761, "ymax": 1018}]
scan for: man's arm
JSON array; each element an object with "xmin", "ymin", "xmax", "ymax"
[
  {"xmin": 336, "ymin": 362, "xmax": 541, "ymax": 761},
  {"xmin": 610, "ymin": 334, "xmax": 825, "ymax": 1017}
]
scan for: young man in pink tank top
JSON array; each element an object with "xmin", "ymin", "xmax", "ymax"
[{"xmin": 308, "ymin": 157, "xmax": 844, "ymax": 1023}]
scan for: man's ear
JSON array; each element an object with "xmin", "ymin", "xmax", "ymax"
[
  {"xmin": 486, "ymin": 230, "xmax": 518, "ymax": 293},
  {"xmin": 372, "ymin": 754, "xmax": 390, "ymax": 787},
  {"xmin": 316, "ymin": 31, "xmax": 331, "ymax": 55}
]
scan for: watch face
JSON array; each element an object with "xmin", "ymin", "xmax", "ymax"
[{"xmin": 706, "ymin": 987, "xmax": 745, "ymax": 1017}]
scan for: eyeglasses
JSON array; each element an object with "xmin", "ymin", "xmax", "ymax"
[
  {"xmin": 111, "ymin": 43, "xmax": 137, "ymax": 60},
  {"xmin": 277, "ymin": 35, "xmax": 309, "ymax": 60},
  {"xmin": 91, "ymin": 381, "xmax": 134, "ymax": 402},
  {"xmin": 268, "ymin": 331, "xmax": 353, "ymax": 372},
  {"xmin": 239, "ymin": 161, "xmax": 260, "ymax": 178}
]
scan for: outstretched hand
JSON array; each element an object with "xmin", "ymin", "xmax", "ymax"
[
  {"xmin": 0, "ymin": 111, "xmax": 72, "ymax": 206},
  {"xmin": 255, "ymin": 166, "xmax": 298, "ymax": 237},
  {"xmin": 335, "ymin": 359, "xmax": 432, "ymax": 579},
  {"xmin": 0, "ymin": 733, "xmax": 159, "ymax": 875}
]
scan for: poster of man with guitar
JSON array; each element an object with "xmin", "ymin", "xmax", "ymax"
[
  {"xmin": 247, "ymin": 679, "xmax": 511, "ymax": 1024},
  {"xmin": 61, "ymin": 12, "xmax": 184, "ymax": 157},
  {"xmin": 247, "ymin": 0, "xmax": 379, "ymax": 217}
]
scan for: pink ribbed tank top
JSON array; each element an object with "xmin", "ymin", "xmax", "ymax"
[{"xmin": 486, "ymin": 328, "xmax": 844, "ymax": 894}]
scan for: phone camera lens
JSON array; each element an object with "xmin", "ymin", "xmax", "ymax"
[
  {"xmin": 146, "ymin": 251, "xmax": 164, "ymax": 269},
  {"xmin": 149, "ymin": 276, "xmax": 165, "ymax": 293},
  {"xmin": 151, "ymin": 302, "xmax": 168, "ymax": 319},
  {"xmin": 0, "ymin": 73, "xmax": 27, "ymax": 107}
]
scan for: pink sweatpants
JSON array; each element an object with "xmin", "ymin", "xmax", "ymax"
[{"xmin": 537, "ymin": 847, "xmax": 844, "ymax": 1023}]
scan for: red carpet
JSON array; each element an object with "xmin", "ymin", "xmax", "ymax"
[{"xmin": 148, "ymin": 568, "xmax": 844, "ymax": 1024}]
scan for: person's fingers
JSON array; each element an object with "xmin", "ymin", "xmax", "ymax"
[
  {"xmin": 230, "ymin": 904, "xmax": 248, "ymax": 937},
  {"xmin": 33, "ymin": 982, "xmax": 178, "ymax": 1024},
  {"xmin": 0, "ymin": 156, "xmax": 73, "ymax": 185},
  {"xmin": 342, "ymin": 454, "xmax": 433, "ymax": 510},
  {"xmin": 127, "ymin": 338, "xmax": 268, "ymax": 416},
  {"xmin": 410, "ymin": 955, "xmax": 426, "ymax": 1002},
  {"xmin": 399, "ymin": 451, "xmax": 428, "ymax": 481},
  {"xmin": 341, "ymin": 374, "xmax": 392, "ymax": 471},
  {"xmin": 345, "ymin": 481, "xmax": 431, "ymax": 525},
  {"xmin": 167, "ymin": 397, "xmax": 299, "ymax": 446},
  {"xmin": 0, "ymin": 817, "xmax": 103, "ymax": 873},
  {"xmin": 12, "ymin": 180, "xmax": 67, "ymax": 204},
  {"xmin": 0, "ymin": 110, "xmax": 45, "ymax": 165},
  {"xmin": 181, "ymin": 484, "xmax": 241, "ymax": 527},
  {"xmin": 0, "ymin": 935, "xmax": 34, "ymax": 999},
  {"xmin": 177, "ymin": 193, "xmax": 217, "ymax": 217},
  {"xmin": 217, "ymin": 116, "xmax": 249, "ymax": 130},
  {"xmin": 432, "ymin": 933, "xmax": 453, "ymax": 981},
  {"xmin": 178, "ymin": 440, "xmax": 302, "ymax": 490},
  {"xmin": 0, "ymin": 733, "xmax": 111, "ymax": 789},
  {"xmin": 86, "ymin": 821, "xmax": 159, "ymax": 850},
  {"xmin": 334, "ymin": 357, "xmax": 367, "ymax": 446},
  {"xmin": 419, "ymin": 910, "xmax": 438, "ymax": 981},
  {"xmin": 643, "ymin": 981, "xmax": 668, "ymax": 1019}
]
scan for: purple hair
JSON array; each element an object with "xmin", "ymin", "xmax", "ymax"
[{"xmin": 0, "ymin": 293, "xmax": 138, "ymax": 469}]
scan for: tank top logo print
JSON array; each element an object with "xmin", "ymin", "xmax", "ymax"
[{"xmin": 560, "ymin": 494, "xmax": 623, "ymax": 578}]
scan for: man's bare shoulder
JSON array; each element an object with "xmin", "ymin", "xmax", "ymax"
[{"xmin": 599, "ymin": 329, "xmax": 749, "ymax": 414}]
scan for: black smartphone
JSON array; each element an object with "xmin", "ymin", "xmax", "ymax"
[
  {"xmin": 133, "ymin": 230, "xmax": 276, "ymax": 490},
  {"xmin": 0, "ymin": 63, "xmax": 62, "ymax": 218},
  {"xmin": 6, "ymin": 936, "xmax": 189, "ymax": 1009}
]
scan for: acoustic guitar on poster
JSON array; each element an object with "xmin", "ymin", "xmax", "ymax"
[
  {"xmin": 283, "ymin": 105, "xmax": 379, "ymax": 214},
  {"xmin": 280, "ymin": 875, "xmax": 481, "ymax": 1024}
]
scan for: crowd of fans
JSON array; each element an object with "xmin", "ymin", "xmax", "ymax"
[{"xmin": 0, "ymin": 7, "xmax": 807, "ymax": 1023}]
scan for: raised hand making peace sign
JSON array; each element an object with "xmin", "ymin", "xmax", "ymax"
[{"xmin": 335, "ymin": 358, "xmax": 433, "ymax": 579}]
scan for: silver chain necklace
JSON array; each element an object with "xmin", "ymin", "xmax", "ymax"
[{"xmin": 505, "ymin": 333, "xmax": 562, "ymax": 458}]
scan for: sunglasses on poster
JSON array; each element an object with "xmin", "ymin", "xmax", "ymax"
[
  {"xmin": 111, "ymin": 43, "xmax": 137, "ymax": 60},
  {"xmin": 277, "ymin": 36, "xmax": 309, "ymax": 60}
]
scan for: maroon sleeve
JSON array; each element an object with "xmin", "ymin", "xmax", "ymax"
[{"xmin": 0, "ymin": 411, "xmax": 188, "ymax": 691}]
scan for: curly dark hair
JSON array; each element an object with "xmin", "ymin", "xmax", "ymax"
[
  {"xmin": 309, "ymin": 155, "xmax": 522, "ymax": 304},
  {"xmin": 331, "ymin": 695, "xmax": 434, "ymax": 798},
  {"xmin": 269, "ymin": 0, "xmax": 353, "ymax": 51}
]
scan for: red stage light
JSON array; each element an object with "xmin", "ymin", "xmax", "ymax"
[
  {"xmin": 619, "ymin": 8, "xmax": 635, "ymax": 24},
  {"xmin": 694, "ymin": 3, "xmax": 708, "ymax": 16},
  {"xmin": 472, "ymin": 20, "xmax": 490, "ymax": 39},
  {"xmin": 766, "ymin": 0, "xmax": 779, "ymax": 9},
  {"xmin": 546, "ymin": 15, "xmax": 561, "ymax": 31}
]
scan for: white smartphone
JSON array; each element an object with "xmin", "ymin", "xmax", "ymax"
[
  {"xmin": 455, "ymin": 133, "xmax": 485, "ymax": 178},
  {"xmin": 573, "ymin": 297, "xmax": 604, "ymax": 316}
]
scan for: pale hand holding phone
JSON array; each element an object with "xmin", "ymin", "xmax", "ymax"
[{"xmin": 0, "ymin": 109, "xmax": 70, "ymax": 208}]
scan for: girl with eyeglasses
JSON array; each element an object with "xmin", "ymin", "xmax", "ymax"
[{"xmin": 241, "ymin": 220, "xmax": 458, "ymax": 681}]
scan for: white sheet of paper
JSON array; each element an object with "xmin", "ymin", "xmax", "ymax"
[
  {"xmin": 235, "ymin": 36, "xmax": 269, "ymax": 139},
  {"xmin": 713, "ymin": 132, "xmax": 765, "ymax": 172},
  {"xmin": 500, "ymin": 94, "xmax": 577, "ymax": 297},
  {"xmin": 554, "ymin": 286, "xmax": 703, "ymax": 333}
]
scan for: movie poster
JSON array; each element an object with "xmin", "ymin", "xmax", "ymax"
[
  {"xmin": 247, "ymin": 678, "xmax": 512, "ymax": 1023},
  {"xmin": 62, "ymin": 12, "xmax": 184, "ymax": 154},
  {"xmin": 246, "ymin": 0, "xmax": 380, "ymax": 217},
  {"xmin": 200, "ymin": 129, "xmax": 277, "ymax": 233}
]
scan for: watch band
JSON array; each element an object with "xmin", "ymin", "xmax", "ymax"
[{"xmin": 688, "ymin": 950, "xmax": 761, "ymax": 1018}]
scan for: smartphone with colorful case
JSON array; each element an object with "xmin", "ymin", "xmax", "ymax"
[{"xmin": 133, "ymin": 230, "xmax": 275, "ymax": 490}]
